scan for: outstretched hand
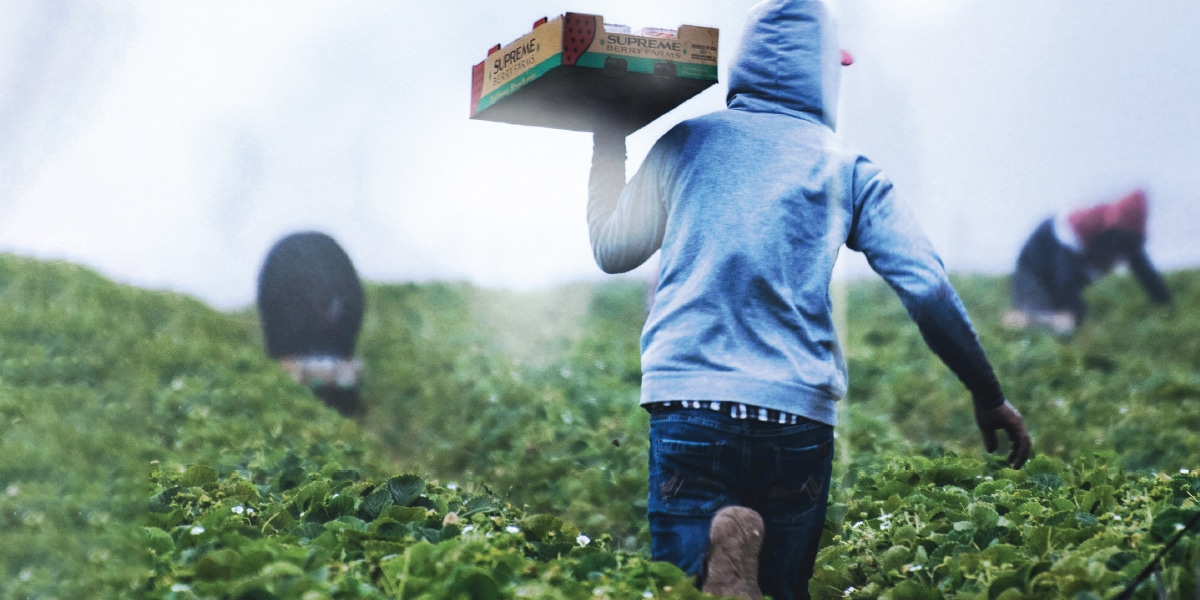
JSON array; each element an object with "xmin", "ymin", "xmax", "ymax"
[{"xmin": 974, "ymin": 399, "xmax": 1032, "ymax": 469}]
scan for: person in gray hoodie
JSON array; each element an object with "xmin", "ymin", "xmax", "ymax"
[{"xmin": 586, "ymin": 0, "xmax": 1032, "ymax": 598}]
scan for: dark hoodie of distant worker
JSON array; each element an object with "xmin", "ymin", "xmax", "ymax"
[
  {"xmin": 585, "ymin": 0, "xmax": 1031, "ymax": 598},
  {"xmin": 1005, "ymin": 189, "xmax": 1172, "ymax": 335},
  {"xmin": 257, "ymin": 231, "xmax": 366, "ymax": 418}
]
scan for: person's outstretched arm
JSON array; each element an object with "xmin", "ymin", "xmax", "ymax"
[
  {"xmin": 847, "ymin": 163, "xmax": 1031, "ymax": 468},
  {"xmin": 587, "ymin": 127, "xmax": 668, "ymax": 274},
  {"xmin": 1128, "ymin": 247, "xmax": 1172, "ymax": 305}
]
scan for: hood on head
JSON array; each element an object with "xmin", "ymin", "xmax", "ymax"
[
  {"xmin": 726, "ymin": 0, "xmax": 844, "ymax": 129},
  {"xmin": 1106, "ymin": 189, "xmax": 1148, "ymax": 237},
  {"xmin": 1068, "ymin": 188, "xmax": 1150, "ymax": 245}
]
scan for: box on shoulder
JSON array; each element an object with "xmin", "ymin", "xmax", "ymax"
[{"xmin": 470, "ymin": 13, "xmax": 719, "ymax": 132}]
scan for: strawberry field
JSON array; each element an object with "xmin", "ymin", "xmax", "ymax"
[{"xmin": 1, "ymin": 253, "xmax": 1197, "ymax": 599}]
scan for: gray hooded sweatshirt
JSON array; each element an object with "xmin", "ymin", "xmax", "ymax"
[{"xmin": 588, "ymin": 0, "xmax": 1003, "ymax": 425}]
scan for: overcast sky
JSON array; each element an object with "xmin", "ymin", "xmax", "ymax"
[{"xmin": 2, "ymin": 1, "xmax": 1197, "ymax": 309}]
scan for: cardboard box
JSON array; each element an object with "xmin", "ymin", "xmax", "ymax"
[{"xmin": 470, "ymin": 13, "xmax": 719, "ymax": 132}]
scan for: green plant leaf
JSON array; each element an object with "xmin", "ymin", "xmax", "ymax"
[
  {"xmin": 181, "ymin": 464, "xmax": 219, "ymax": 487},
  {"xmin": 360, "ymin": 486, "xmax": 394, "ymax": 521},
  {"xmin": 387, "ymin": 475, "xmax": 426, "ymax": 507}
]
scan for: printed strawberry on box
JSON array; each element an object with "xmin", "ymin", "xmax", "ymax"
[{"xmin": 470, "ymin": 13, "xmax": 719, "ymax": 132}]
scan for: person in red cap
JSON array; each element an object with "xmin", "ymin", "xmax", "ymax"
[{"xmin": 1004, "ymin": 189, "xmax": 1172, "ymax": 334}]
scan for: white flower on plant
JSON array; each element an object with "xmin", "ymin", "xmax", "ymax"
[
  {"xmin": 506, "ymin": 525, "xmax": 520, "ymax": 534},
  {"xmin": 577, "ymin": 534, "xmax": 591, "ymax": 546},
  {"xmin": 5, "ymin": 485, "xmax": 17, "ymax": 497},
  {"xmin": 171, "ymin": 583, "xmax": 191, "ymax": 592},
  {"xmin": 462, "ymin": 525, "xmax": 475, "ymax": 534},
  {"xmin": 1177, "ymin": 523, "xmax": 1187, "ymax": 531},
  {"xmin": 844, "ymin": 586, "xmax": 856, "ymax": 595},
  {"xmin": 643, "ymin": 592, "xmax": 654, "ymax": 599},
  {"xmin": 190, "ymin": 525, "xmax": 205, "ymax": 535},
  {"xmin": 231, "ymin": 505, "xmax": 245, "ymax": 515},
  {"xmin": 19, "ymin": 570, "xmax": 32, "ymax": 582}
]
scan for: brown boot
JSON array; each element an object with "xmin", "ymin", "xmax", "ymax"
[{"xmin": 702, "ymin": 506, "xmax": 764, "ymax": 600}]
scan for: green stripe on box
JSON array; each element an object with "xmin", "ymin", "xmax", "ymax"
[
  {"xmin": 574, "ymin": 53, "xmax": 607, "ymax": 69},
  {"xmin": 476, "ymin": 54, "xmax": 563, "ymax": 113},
  {"xmin": 575, "ymin": 53, "xmax": 718, "ymax": 81},
  {"xmin": 677, "ymin": 63, "xmax": 719, "ymax": 80}
]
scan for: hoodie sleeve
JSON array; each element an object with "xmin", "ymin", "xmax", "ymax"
[
  {"xmin": 1128, "ymin": 246, "xmax": 1172, "ymax": 305},
  {"xmin": 846, "ymin": 164, "xmax": 1005, "ymax": 410},
  {"xmin": 587, "ymin": 131, "xmax": 668, "ymax": 274}
]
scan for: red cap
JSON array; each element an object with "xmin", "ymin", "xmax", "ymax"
[
  {"xmin": 1068, "ymin": 188, "xmax": 1150, "ymax": 246},
  {"xmin": 840, "ymin": 49, "xmax": 854, "ymax": 66},
  {"xmin": 1107, "ymin": 189, "xmax": 1148, "ymax": 236}
]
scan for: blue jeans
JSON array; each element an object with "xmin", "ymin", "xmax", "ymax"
[{"xmin": 647, "ymin": 406, "xmax": 835, "ymax": 600}]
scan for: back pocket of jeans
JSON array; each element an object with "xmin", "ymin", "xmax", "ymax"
[
  {"xmin": 650, "ymin": 438, "xmax": 726, "ymax": 516},
  {"xmin": 765, "ymin": 441, "xmax": 833, "ymax": 521}
]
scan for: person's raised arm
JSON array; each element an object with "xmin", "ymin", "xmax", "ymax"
[{"xmin": 586, "ymin": 126, "xmax": 668, "ymax": 274}]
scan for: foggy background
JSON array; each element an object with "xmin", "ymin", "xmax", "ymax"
[{"xmin": 2, "ymin": 0, "xmax": 1196, "ymax": 310}]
